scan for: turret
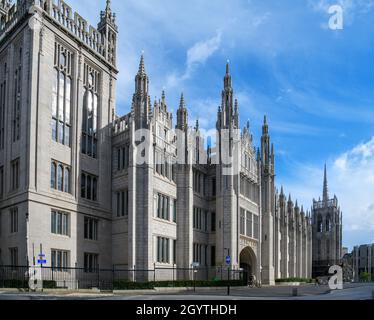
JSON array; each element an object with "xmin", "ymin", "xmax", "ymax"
[
  {"xmin": 98, "ymin": 0, "xmax": 118, "ymax": 66},
  {"xmin": 176, "ymin": 93, "xmax": 188, "ymax": 131},
  {"xmin": 218, "ymin": 62, "xmax": 236, "ymax": 129},
  {"xmin": 132, "ymin": 54, "xmax": 151, "ymax": 130}
]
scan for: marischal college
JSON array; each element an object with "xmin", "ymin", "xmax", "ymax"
[{"xmin": 0, "ymin": 0, "xmax": 343, "ymax": 285}]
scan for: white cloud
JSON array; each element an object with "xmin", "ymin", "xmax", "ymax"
[{"xmin": 166, "ymin": 31, "xmax": 222, "ymax": 89}]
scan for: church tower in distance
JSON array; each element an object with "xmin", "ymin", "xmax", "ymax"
[{"xmin": 312, "ymin": 165, "xmax": 343, "ymax": 278}]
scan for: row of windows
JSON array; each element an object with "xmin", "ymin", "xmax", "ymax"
[
  {"xmin": 81, "ymin": 172, "xmax": 98, "ymax": 201},
  {"xmin": 51, "ymin": 210, "xmax": 69, "ymax": 236},
  {"xmin": 239, "ymin": 208, "xmax": 259, "ymax": 240},
  {"xmin": 240, "ymin": 176, "xmax": 259, "ymax": 202},
  {"xmin": 5, "ymin": 247, "xmax": 99, "ymax": 273},
  {"xmin": 155, "ymin": 151, "xmax": 175, "ymax": 182},
  {"xmin": 193, "ymin": 243, "xmax": 210, "ymax": 266},
  {"xmin": 116, "ymin": 190, "xmax": 129, "ymax": 217},
  {"xmin": 50, "ymin": 161, "xmax": 71, "ymax": 193},
  {"xmin": 156, "ymin": 237, "xmax": 177, "ymax": 265},
  {"xmin": 193, "ymin": 207, "xmax": 208, "ymax": 232},
  {"xmin": 116, "ymin": 146, "xmax": 130, "ymax": 171},
  {"xmin": 155, "ymin": 193, "xmax": 177, "ymax": 223},
  {"xmin": 193, "ymin": 170, "xmax": 207, "ymax": 195}
]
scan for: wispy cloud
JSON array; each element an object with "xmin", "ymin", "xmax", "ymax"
[{"xmin": 166, "ymin": 31, "xmax": 222, "ymax": 89}]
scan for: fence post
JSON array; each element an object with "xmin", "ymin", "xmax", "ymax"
[
  {"xmin": 173, "ymin": 264, "xmax": 175, "ymax": 286},
  {"xmin": 227, "ymin": 267, "xmax": 231, "ymax": 296},
  {"xmin": 133, "ymin": 265, "xmax": 136, "ymax": 282}
]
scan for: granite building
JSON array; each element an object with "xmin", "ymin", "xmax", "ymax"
[{"xmin": 0, "ymin": 0, "xmax": 312, "ymax": 285}]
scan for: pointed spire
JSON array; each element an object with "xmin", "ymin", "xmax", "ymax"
[
  {"xmin": 288, "ymin": 194, "xmax": 292, "ymax": 203},
  {"xmin": 162, "ymin": 90, "xmax": 166, "ymax": 102},
  {"xmin": 226, "ymin": 60, "xmax": 230, "ymax": 75},
  {"xmin": 179, "ymin": 93, "xmax": 185, "ymax": 109},
  {"xmin": 195, "ymin": 119, "xmax": 200, "ymax": 131},
  {"xmin": 323, "ymin": 164, "xmax": 329, "ymax": 202},
  {"xmin": 262, "ymin": 115, "xmax": 269, "ymax": 135},
  {"xmin": 106, "ymin": 0, "xmax": 111, "ymax": 13},
  {"xmin": 138, "ymin": 53, "xmax": 146, "ymax": 75},
  {"xmin": 280, "ymin": 186, "xmax": 284, "ymax": 196},
  {"xmin": 224, "ymin": 60, "xmax": 232, "ymax": 89}
]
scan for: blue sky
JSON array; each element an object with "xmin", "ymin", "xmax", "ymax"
[{"xmin": 72, "ymin": 0, "xmax": 374, "ymax": 250}]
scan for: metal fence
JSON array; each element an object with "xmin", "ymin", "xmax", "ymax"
[{"xmin": 0, "ymin": 265, "xmax": 245, "ymax": 291}]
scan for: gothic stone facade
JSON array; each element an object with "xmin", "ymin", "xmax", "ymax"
[{"xmin": 0, "ymin": 0, "xmax": 312, "ymax": 285}]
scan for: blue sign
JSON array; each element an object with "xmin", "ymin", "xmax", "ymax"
[
  {"xmin": 38, "ymin": 260, "xmax": 47, "ymax": 265},
  {"xmin": 225, "ymin": 256, "xmax": 231, "ymax": 265},
  {"xmin": 38, "ymin": 253, "xmax": 45, "ymax": 257}
]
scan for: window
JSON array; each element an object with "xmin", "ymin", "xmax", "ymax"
[
  {"xmin": 116, "ymin": 190, "xmax": 129, "ymax": 217},
  {"xmin": 211, "ymin": 212, "xmax": 216, "ymax": 232},
  {"xmin": 51, "ymin": 250, "xmax": 69, "ymax": 271},
  {"xmin": 157, "ymin": 237, "xmax": 170, "ymax": 264},
  {"xmin": 253, "ymin": 214, "xmax": 259, "ymax": 240},
  {"xmin": 11, "ymin": 158, "xmax": 20, "ymax": 191},
  {"xmin": 51, "ymin": 210, "xmax": 69, "ymax": 236},
  {"xmin": 193, "ymin": 207, "xmax": 207, "ymax": 231},
  {"xmin": 173, "ymin": 199, "xmax": 177, "ymax": 223},
  {"xmin": 173, "ymin": 240, "xmax": 177, "ymax": 265},
  {"xmin": 50, "ymin": 160, "xmax": 71, "ymax": 193},
  {"xmin": 9, "ymin": 247, "xmax": 18, "ymax": 268},
  {"xmin": 211, "ymin": 246, "xmax": 216, "ymax": 266},
  {"xmin": 240, "ymin": 208, "xmax": 245, "ymax": 235},
  {"xmin": 51, "ymin": 43, "xmax": 72, "ymax": 146},
  {"xmin": 84, "ymin": 217, "xmax": 98, "ymax": 241},
  {"xmin": 0, "ymin": 63, "xmax": 6, "ymax": 150},
  {"xmin": 0, "ymin": 166, "xmax": 3, "ymax": 198},
  {"xmin": 116, "ymin": 145, "xmax": 130, "ymax": 171},
  {"xmin": 193, "ymin": 243, "xmax": 202, "ymax": 264},
  {"xmin": 84, "ymin": 253, "xmax": 99, "ymax": 273},
  {"xmin": 10, "ymin": 208, "xmax": 18, "ymax": 234},
  {"xmin": 12, "ymin": 47, "xmax": 22, "ymax": 142},
  {"xmin": 81, "ymin": 172, "xmax": 98, "ymax": 201},
  {"xmin": 317, "ymin": 215, "xmax": 323, "ymax": 233},
  {"xmin": 82, "ymin": 65, "xmax": 99, "ymax": 158},
  {"xmin": 155, "ymin": 193, "xmax": 170, "ymax": 221},
  {"xmin": 246, "ymin": 212, "xmax": 253, "ymax": 238}
]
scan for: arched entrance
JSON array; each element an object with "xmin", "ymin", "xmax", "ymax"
[{"xmin": 240, "ymin": 247, "xmax": 257, "ymax": 285}]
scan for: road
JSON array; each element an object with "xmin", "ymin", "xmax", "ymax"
[{"xmin": 0, "ymin": 283, "xmax": 373, "ymax": 300}]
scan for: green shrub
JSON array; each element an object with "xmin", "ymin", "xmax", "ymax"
[
  {"xmin": 0, "ymin": 280, "xmax": 28, "ymax": 288},
  {"xmin": 359, "ymin": 272, "xmax": 370, "ymax": 282}
]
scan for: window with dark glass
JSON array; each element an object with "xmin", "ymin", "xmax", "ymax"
[
  {"xmin": 84, "ymin": 217, "xmax": 98, "ymax": 241},
  {"xmin": 84, "ymin": 253, "xmax": 98, "ymax": 273},
  {"xmin": 50, "ymin": 160, "xmax": 71, "ymax": 193},
  {"xmin": 51, "ymin": 43, "xmax": 72, "ymax": 146},
  {"xmin": 81, "ymin": 172, "xmax": 98, "ymax": 201}
]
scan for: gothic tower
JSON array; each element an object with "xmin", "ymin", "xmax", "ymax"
[
  {"xmin": 260, "ymin": 116, "xmax": 276, "ymax": 285},
  {"xmin": 312, "ymin": 165, "xmax": 343, "ymax": 278},
  {"xmin": 216, "ymin": 62, "xmax": 240, "ymax": 267}
]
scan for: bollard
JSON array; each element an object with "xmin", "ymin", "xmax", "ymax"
[{"xmin": 292, "ymin": 288, "xmax": 298, "ymax": 297}]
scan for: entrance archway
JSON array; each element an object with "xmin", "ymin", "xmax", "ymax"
[{"xmin": 240, "ymin": 247, "xmax": 257, "ymax": 284}]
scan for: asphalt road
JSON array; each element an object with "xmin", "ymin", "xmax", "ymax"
[{"xmin": 0, "ymin": 283, "xmax": 373, "ymax": 300}]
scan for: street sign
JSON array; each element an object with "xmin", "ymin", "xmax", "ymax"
[
  {"xmin": 192, "ymin": 262, "xmax": 200, "ymax": 268},
  {"xmin": 38, "ymin": 254, "xmax": 45, "ymax": 258},
  {"xmin": 226, "ymin": 256, "xmax": 231, "ymax": 265},
  {"xmin": 38, "ymin": 260, "xmax": 47, "ymax": 265}
]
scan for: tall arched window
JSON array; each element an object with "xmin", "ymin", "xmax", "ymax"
[
  {"xmin": 64, "ymin": 168, "xmax": 70, "ymax": 193},
  {"xmin": 51, "ymin": 162, "xmax": 56, "ymax": 189},
  {"xmin": 0, "ymin": 62, "xmax": 7, "ymax": 150},
  {"xmin": 82, "ymin": 65, "xmax": 99, "ymax": 158},
  {"xmin": 58, "ymin": 165, "xmax": 64, "ymax": 191},
  {"xmin": 51, "ymin": 44, "xmax": 72, "ymax": 147}
]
